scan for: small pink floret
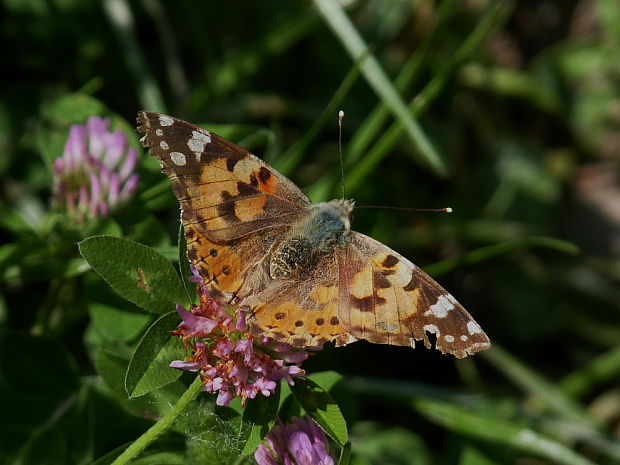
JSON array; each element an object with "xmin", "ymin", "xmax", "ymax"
[
  {"xmin": 255, "ymin": 416, "xmax": 335, "ymax": 465},
  {"xmin": 169, "ymin": 272, "xmax": 310, "ymax": 406},
  {"xmin": 53, "ymin": 116, "xmax": 139, "ymax": 221}
]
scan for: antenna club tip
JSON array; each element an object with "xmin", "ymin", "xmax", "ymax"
[
  {"xmin": 338, "ymin": 110, "xmax": 344, "ymax": 118},
  {"xmin": 445, "ymin": 207, "xmax": 453, "ymax": 213}
]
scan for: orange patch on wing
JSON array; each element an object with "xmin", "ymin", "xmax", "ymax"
[
  {"xmin": 199, "ymin": 165, "xmax": 233, "ymax": 183},
  {"xmin": 254, "ymin": 299, "xmax": 347, "ymax": 347},
  {"xmin": 234, "ymin": 196, "xmax": 267, "ymax": 222},
  {"xmin": 371, "ymin": 254, "xmax": 393, "ymax": 269},
  {"xmin": 232, "ymin": 158, "xmax": 262, "ymax": 183},
  {"xmin": 187, "ymin": 205, "xmax": 219, "ymax": 222},
  {"xmin": 186, "ymin": 181, "xmax": 239, "ymax": 209},
  {"xmin": 207, "ymin": 216, "xmax": 233, "ymax": 231},
  {"xmin": 350, "ymin": 265, "xmax": 373, "ymax": 299},
  {"xmin": 192, "ymin": 240, "xmax": 243, "ymax": 295},
  {"xmin": 214, "ymin": 251, "xmax": 243, "ymax": 293},
  {"xmin": 404, "ymin": 287, "xmax": 422, "ymax": 314},
  {"xmin": 310, "ymin": 286, "xmax": 338, "ymax": 305},
  {"xmin": 256, "ymin": 167, "xmax": 277, "ymax": 194},
  {"xmin": 370, "ymin": 253, "xmax": 411, "ymax": 287},
  {"xmin": 209, "ymin": 158, "xmax": 231, "ymax": 174},
  {"xmin": 375, "ymin": 286, "xmax": 392, "ymax": 307}
]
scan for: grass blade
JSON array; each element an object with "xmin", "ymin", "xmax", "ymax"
[
  {"xmin": 343, "ymin": 2, "xmax": 511, "ymax": 194},
  {"xmin": 412, "ymin": 396, "xmax": 598, "ymax": 465},
  {"xmin": 345, "ymin": 0, "xmax": 459, "ymax": 166},
  {"xmin": 313, "ymin": 0, "xmax": 445, "ymax": 176},
  {"xmin": 274, "ymin": 62, "xmax": 361, "ymax": 176},
  {"xmin": 481, "ymin": 346, "xmax": 597, "ymax": 428},
  {"xmin": 559, "ymin": 343, "xmax": 620, "ymax": 399},
  {"xmin": 424, "ymin": 236, "xmax": 579, "ymax": 277},
  {"xmin": 102, "ymin": 0, "xmax": 166, "ymax": 112}
]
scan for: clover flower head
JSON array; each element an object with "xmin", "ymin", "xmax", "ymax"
[
  {"xmin": 255, "ymin": 416, "xmax": 335, "ymax": 465},
  {"xmin": 53, "ymin": 116, "xmax": 139, "ymax": 220},
  {"xmin": 170, "ymin": 266, "xmax": 309, "ymax": 406}
]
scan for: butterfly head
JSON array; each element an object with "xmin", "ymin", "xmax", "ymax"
[
  {"xmin": 303, "ymin": 198, "xmax": 355, "ymax": 251},
  {"xmin": 311, "ymin": 197, "xmax": 354, "ymax": 231}
]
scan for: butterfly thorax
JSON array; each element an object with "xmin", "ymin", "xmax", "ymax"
[{"xmin": 269, "ymin": 199, "xmax": 354, "ymax": 280}]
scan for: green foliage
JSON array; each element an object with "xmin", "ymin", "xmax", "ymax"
[
  {"xmin": 125, "ymin": 311, "xmax": 185, "ymax": 398},
  {"xmin": 291, "ymin": 376, "xmax": 349, "ymax": 446},
  {"xmin": 79, "ymin": 236, "xmax": 187, "ymax": 314},
  {"xmin": 241, "ymin": 388, "xmax": 281, "ymax": 455},
  {"xmin": 412, "ymin": 397, "xmax": 598, "ymax": 465},
  {"xmin": 2, "ymin": 1, "xmax": 620, "ymax": 464}
]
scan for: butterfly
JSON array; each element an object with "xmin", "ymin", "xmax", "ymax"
[{"xmin": 137, "ymin": 111, "xmax": 491, "ymax": 358}]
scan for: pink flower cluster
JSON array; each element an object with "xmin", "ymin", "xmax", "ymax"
[
  {"xmin": 54, "ymin": 116, "xmax": 139, "ymax": 220},
  {"xmin": 170, "ymin": 267, "xmax": 308, "ymax": 406},
  {"xmin": 255, "ymin": 416, "xmax": 335, "ymax": 465}
]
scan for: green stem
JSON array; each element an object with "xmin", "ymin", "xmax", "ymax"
[
  {"xmin": 313, "ymin": 0, "xmax": 445, "ymax": 176},
  {"xmin": 275, "ymin": 62, "xmax": 361, "ymax": 176},
  {"xmin": 423, "ymin": 236, "xmax": 579, "ymax": 277},
  {"xmin": 102, "ymin": 0, "xmax": 166, "ymax": 112},
  {"xmin": 111, "ymin": 376, "xmax": 204, "ymax": 465},
  {"xmin": 343, "ymin": 1, "xmax": 511, "ymax": 194}
]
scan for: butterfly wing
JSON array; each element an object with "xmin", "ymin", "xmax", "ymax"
[
  {"xmin": 245, "ymin": 230, "xmax": 489, "ymax": 357},
  {"xmin": 137, "ymin": 111, "xmax": 311, "ymax": 242},
  {"xmin": 137, "ymin": 111, "xmax": 310, "ymax": 300},
  {"xmin": 243, "ymin": 252, "xmax": 355, "ymax": 348},
  {"xmin": 337, "ymin": 232, "xmax": 490, "ymax": 358}
]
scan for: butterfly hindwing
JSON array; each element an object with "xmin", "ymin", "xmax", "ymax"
[
  {"xmin": 244, "ymin": 252, "xmax": 353, "ymax": 348},
  {"xmin": 184, "ymin": 229, "xmax": 268, "ymax": 302},
  {"xmin": 339, "ymin": 232, "xmax": 490, "ymax": 358}
]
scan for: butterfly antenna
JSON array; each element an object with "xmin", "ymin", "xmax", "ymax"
[
  {"xmin": 338, "ymin": 110, "xmax": 346, "ymax": 200},
  {"xmin": 355, "ymin": 205, "xmax": 453, "ymax": 213}
]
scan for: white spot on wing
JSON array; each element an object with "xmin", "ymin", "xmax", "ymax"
[
  {"xmin": 170, "ymin": 151, "xmax": 186, "ymax": 166},
  {"xmin": 423, "ymin": 324, "xmax": 440, "ymax": 335},
  {"xmin": 159, "ymin": 115, "xmax": 174, "ymax": 126},
  {"xmin": 445, "ymin": 335, "xmax": 455, "ymax": 342},
  {"xmin": 467, "ymin": 320, "xmax": 482, "ymax": 335},
  {"xmin": 155, "ymin": 129, "xmax": 164, "ymax": 136},
  {"xmin": 160, "ymin": 141, "xmax": 169, "ymax": 150},
  {"xmin": 187, "ymin": 129, "xmax": 211, "ymax": 158},
  {"xmin": 424, "ymin": 295, "xmax": 455, "ymax": 318},
  {"xmin": 460, "ymin": 335, "xmax": 468, "ymax": 341}
]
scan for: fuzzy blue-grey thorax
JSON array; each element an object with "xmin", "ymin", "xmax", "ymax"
[{"xmin": 269, "ymin": 199, "xmax": 354, "ymax": 279}]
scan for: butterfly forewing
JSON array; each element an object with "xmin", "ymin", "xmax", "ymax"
[
  {"xmin": 137, "ymin": 111, "xmax": 310, "ymax": 242},
  {"xmin": 137, "ymin": 110, "xmax": 309, "ymax": 302}
]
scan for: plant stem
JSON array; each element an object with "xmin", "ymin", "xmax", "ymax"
[{"xmin": 111, "ymin": 376, "xmax": 204, "ymax": 465}]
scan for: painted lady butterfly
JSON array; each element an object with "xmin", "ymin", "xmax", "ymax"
[{"xmin": 137, "ymin": 111, "xmax": 490, "ymax": 358}]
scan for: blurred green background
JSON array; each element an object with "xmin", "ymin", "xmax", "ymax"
[{"xmin": 1, "ymin": 0, "xmax": 620, "ymax": 464}]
